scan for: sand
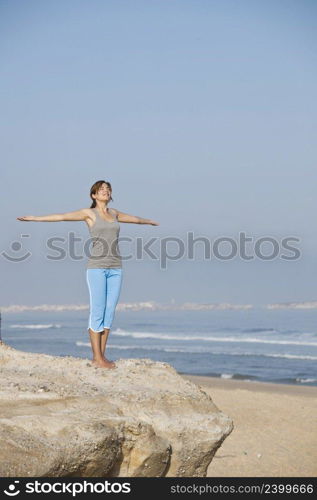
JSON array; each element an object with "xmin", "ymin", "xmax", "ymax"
[{"xmin": 182, "ymin": 375, "xmax": 317, "ymax": 477}]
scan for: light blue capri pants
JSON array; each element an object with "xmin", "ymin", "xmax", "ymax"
[{"xmin": 86, "ymin": 268, "xmax": 123, "ymax": 333}]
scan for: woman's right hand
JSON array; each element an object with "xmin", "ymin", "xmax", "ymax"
[{"xmin": 16, "ymin": 216, "xmax": 36, "ymax": 221}]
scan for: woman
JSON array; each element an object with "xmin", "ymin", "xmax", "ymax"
[{"xmin": 17, "ymin": 179, "xmax": 159, "ymax": 369}]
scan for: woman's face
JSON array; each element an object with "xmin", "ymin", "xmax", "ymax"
[{"xmin": 96, "ymin": 183, "xmax": 111, "ymax": 200}]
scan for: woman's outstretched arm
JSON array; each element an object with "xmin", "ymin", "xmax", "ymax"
[
  {"xmin": 112, "ymin": 209, "xmax": 159, "ymax": 225},
  {"xmin": 17, "ymin": 208, "xmax": 91, "ymax": 222}
]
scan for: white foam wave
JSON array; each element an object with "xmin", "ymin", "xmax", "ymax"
[
  {"xmin": 111, "ymin": 329, "xmax": 317, "ymax": 347},
  {"xmin": 295, "ymin": 378, "xmax": 317, "ymax": 384},
  {"xmin": 76, "ymin": 342, "xmax": 91, "ymax": 347},
  {"xmin": 75, "ymin": 342, "xmax": 317, "ymax": 360},
  {"xmin": 10, "ymin": 324, "xmax": 62, "ymax": 329},
  {"xmin": 221, "ymin": 352, "xmax": 317, "ymax": 361},
  {"xmin": 75, "ymin": 342, "xmax": 187, "ymax": 352},
  {"xmin": 268, "ymin": 353, "xmax": 317, "ymax": 360}
]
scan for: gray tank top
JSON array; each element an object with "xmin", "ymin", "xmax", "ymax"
[{"xmin": 86, "ymin": 207, "xmax": 122, "ymax": 269}]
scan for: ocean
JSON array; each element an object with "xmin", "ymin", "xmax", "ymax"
[{"xmin": 2, "ymin": 307, "xmax": 317, "ymax": 386}]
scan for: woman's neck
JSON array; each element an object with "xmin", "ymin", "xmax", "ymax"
[{"xmin": 95, "ymin": 202, "xmax": 108, "ymax": 212}]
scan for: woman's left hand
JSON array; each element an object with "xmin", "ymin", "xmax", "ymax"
[{"xmin": 148, "ymin": 220, "xmax": 159, "ymax": 226}]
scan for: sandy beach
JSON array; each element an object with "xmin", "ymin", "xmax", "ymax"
[{"xmin": 182, "ymin": 375, "xmax": 317, "ymax": 477}]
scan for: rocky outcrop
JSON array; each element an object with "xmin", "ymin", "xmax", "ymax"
[{"xmin": 0, "ymin": 343, "xmax": 233, "ymax": 477}]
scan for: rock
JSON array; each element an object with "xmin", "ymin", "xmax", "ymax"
[{"xmin": 0, "ymin": 343, "xmax": 233, "ymax": 477}]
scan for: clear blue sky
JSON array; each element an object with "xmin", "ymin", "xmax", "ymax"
[{"xmin": 1, "ymin": 0, "xmax": 316, "ymax": 306}]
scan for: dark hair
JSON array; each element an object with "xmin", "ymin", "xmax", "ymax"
[{"xmin": 89, "ymin": 180, "xmax": 113, "ymax": 208}]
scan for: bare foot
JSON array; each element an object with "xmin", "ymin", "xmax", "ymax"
[
  {"xmin": 92, "ymin": 359, "xmax": 116, "ymax": 369},
  {"xmin": 103, "ymin": 356, "xmax": 115, "ymax": 365}
]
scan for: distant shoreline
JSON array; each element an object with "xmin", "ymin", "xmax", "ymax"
[{"xmin": 2, "ymin": 300, "xmax": 317, "ymax": 313}]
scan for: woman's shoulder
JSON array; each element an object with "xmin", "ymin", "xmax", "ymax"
[
  {"xmin": 82, "ymin": 207, "xmax": 95, "ymax": 215},
  {"xmin": 109, "ymin": 207, "xmax": 118, "ymax": 215},
  {"xmin": 81, "ymin": 208, "xmax": 96, "ymax": 227}
]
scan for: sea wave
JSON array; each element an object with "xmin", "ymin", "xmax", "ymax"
[
  {"xmin": 75, "ymin": 342, "xmax": 189, "ymax": 352},
  {"xmin": 276, "ymin": 377, "xmax": 317, "ymax": 385},
  {"xmin": 111, "ymin": 329, "xmax": 317, "ymax": 347},
  {"xmin": 10, "ymin": 324, "xmax": 62, "ymax": 329},
  {"xmin": 75, "ymin": 342, "xmax": 317, "ymax": 360},
  {"xmin": 295, "ymin": 377, "xmax": 317, "ymax": 384},
  {"xmin": 242, "ymin": 328, "xmax": 276, "ymax": 333},
  {"xmin": 267, "ymin": 353, "xmax": 317, "ymax": 360},
  {"xmin": 220, "ymin": 373, "xmax": 257, "ymax": 381}
]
